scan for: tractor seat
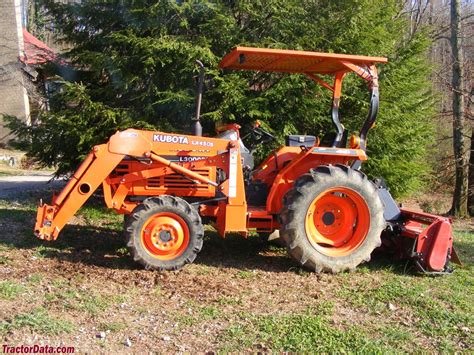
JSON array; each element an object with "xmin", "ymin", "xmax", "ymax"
[{"xmin": 216, "ymin": 128, "xmax": 254, "ymax": 170}]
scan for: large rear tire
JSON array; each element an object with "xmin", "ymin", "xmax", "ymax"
[
  {"xmin": 280, "ymin": 165, "xmax": 385, "ymax": 273},
  {"xmin": 125, "ymin": 196, "xmax": 204, "ymax": 270}
]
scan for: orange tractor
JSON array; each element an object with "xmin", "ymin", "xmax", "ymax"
[{"xmin": 34, "ymin": 47, "xmax": 459, "ymax": 273}]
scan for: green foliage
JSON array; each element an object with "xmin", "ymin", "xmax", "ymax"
[
  {"xmin": 365, "ymin": 32, "xmax": 435, "ymax": 196},
  {"xmin": 0, "ymin": 280, "xmax": 25, "ymax": 300},
  {"xmin": 1, "ymin": 307, "xmax": 74, "ymax": 335},
  {"xmin": 220, "ymin": 310, "xmax": 390, "ymax": 352},
  {"xmin": 10, "ymin": 0, "xmax": 434, "ymax": 194},
  {"xmin": 98, "ymin": 321, "xmax": 127, "ymax": 332},
  {"xmin": 45, "ymin": 287, "xmax": 112, "ymax": 315}
]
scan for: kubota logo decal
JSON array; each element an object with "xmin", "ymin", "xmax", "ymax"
[
  {"xmin": 153, "ymin": 134, "xmax": 189, "ymax": 144},
  {"xmin": 153, "ymin": 134, "xmax": 214, "ymax": 147}
]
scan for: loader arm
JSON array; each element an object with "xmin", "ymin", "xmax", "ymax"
[{"xmin": 35, "ymin": 145, "xmax": 126, "ymax": 240}]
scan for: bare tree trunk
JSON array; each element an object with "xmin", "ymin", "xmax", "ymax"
[
  {"xmin": 449, "ymin": 0, "xmax": 470, "ymax": 217},
  {"xmin": 468, "ymin": 88, "xmax": 474, "ymax": 215},
  {"xmin": 468, "ymin": 130, "xmax": 474, "ymax": 215}
]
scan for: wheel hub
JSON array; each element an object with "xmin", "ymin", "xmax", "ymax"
[
  {"xmin": 322, "ymin": 211, "xmax": 335, "ymax": 225},
  {"xmin": 158, "ymin": 230, "xmax": 172, "ymax": 243},
  {"xmin": 140, "ymin": 213, "xmax": 190, "ymax": 260},
  {"xmin": 305, "ymin": 187, "xmax": 370, "ymax": 257}
]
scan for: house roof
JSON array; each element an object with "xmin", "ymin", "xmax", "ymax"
[
  {"xmin": 219, "ymin": 47, "xmax": 387, "ymax": 75},
  {"xmin": 20, "ymin": 29, "xmax": 57, "ymax": 65}
]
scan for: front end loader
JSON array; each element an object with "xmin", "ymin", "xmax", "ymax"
[{"xmin": 34, "ymin": 47, "xmax": 459, "ymax": 274}]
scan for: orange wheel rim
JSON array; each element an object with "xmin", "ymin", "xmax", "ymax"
[
  {"xmin": 305, "ymin": 187, "xmax": 370, "ymax": 257},
  {"xmin": 140, "ymin": 213, "xmax": 190, "ymax": 260}
]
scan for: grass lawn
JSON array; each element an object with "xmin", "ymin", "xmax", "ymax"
[{"xmin": 0, "ymin": 189, "xmax": 472, "ymax": 353}]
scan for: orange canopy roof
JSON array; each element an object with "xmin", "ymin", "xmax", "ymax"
[{"xmin": 219, "ymin": 47, "xmax": 387, "ymax": 75}]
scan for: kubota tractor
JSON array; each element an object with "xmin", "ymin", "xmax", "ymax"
[{"xmin": 34, "ymin": 47, "xmax": 459, "ymax": 274}]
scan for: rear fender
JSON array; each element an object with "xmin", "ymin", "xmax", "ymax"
[{"xmin": 265, "ymin": 149, "xmax": 366, "ymax": 213}]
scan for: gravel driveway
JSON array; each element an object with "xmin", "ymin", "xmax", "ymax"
[{"xmin": 0, "ymin": 173, "xmax": 66, "ymax": 199}]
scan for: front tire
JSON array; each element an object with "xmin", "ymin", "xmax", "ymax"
[
  {"xmin": 125, "ymin": 196, "xmax": 204, "ymax": 270},
  {"xmin": 280, "ymin": 165, "xmax": 385, "ymax": 273}
]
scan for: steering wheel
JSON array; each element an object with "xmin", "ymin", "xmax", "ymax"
[
  {"xmin": 252, "ymin": 126, "xmax": 276, "ymax": 141},
  {"xmin": 243, "ymin": 121, "xmax": 276, "ymax": 151}
]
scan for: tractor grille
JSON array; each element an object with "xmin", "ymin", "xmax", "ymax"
[
  {"xmin": 146, "ymin": 169, "xmax": 212, "ymax": 191},
  {"xmin": 112, "ymin": 161, "xmax": 216, "ymax": 197}
]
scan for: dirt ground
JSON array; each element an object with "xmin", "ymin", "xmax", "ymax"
[{"xmin": 0, "ymin": 179, "xmax": 473, "ymax": 353}]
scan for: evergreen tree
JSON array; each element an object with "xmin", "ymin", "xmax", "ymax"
[{"xmin": 7, "ymin": 0, "xmax": 434, "ymax": 197}]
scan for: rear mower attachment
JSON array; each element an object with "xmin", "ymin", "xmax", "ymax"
[{"xmin": 376, "ymin": 181, "xmax": 460, "ymax": 274}]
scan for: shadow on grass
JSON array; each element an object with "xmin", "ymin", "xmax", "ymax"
[
  {"xmin": 452, "ymin": 229, "xmax": 474, "ymax": 264},
  {"xmin": 0, "ymin": 206, "xmax": 295, "ymax": 272},
  {"xmin": 0, "ymin": 207, "xmax": 134, "ymax": 270},
  {"xmin": 2, "ymin": 206, "xmax": 468, "ymax": 275}
]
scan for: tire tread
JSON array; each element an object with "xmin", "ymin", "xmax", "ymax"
[
  {"xmin": 124, "ymin": 196, "xmax": 204, "ymax": 271},
  {"xmin": 280, "ymin": 165, "xmax": 385, "ymax": 273}
]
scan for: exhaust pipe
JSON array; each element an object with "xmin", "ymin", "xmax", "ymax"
[{"xmin": 193, "ymin": 60, "xmax": 205, "ymax": 136}]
